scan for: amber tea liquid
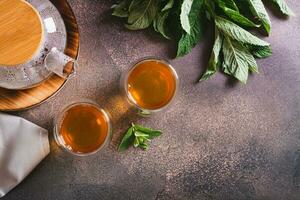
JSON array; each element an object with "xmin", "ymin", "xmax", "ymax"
[
  {"xmin": 57, "ymin": 103, "xmax": 110, "ymax": 154},
  {"xmin": 127, "ymin": 59, "xmax": 177, "ymax": 110}
]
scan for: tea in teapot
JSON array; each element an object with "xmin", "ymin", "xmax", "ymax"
[{"xmin": 0, "ymin": 0, "xmax": 77, "ymax": 90}]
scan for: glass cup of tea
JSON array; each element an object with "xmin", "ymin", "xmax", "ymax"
[
  {"xmin": 54, "ymin": 101, "xmax": 112, "ymax": 156},
  {"xmin": 120, "ymin": 57, "xmax": 179, "ymax": 116}
]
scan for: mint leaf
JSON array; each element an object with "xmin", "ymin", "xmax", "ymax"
[
  {"xmin": 162, "ymin": 0, "xmax": 174, "ymax": 12},
  {"xmin": 247, "ymin": 0, "xmax": 271, "ymax": 34},
  {"xmin": 200, "ymin": 28, "xmax": 223, "ymax": 81},
  {"xmin": 270, "ymin": 0, "xmax": 294, "ymax": 16},
  {"xmin": 219, "ymin": 6, "xmax": 260, "ymax": 28},
  {"xmin": 112, "ymin": 0, "xmax": 293, "ymax": 85},
  {"xmin": 134, "ymin": 130, "xmax": 149, "ymax": 137},
  {"xmin": 134, "ymin": 124, "xmax": 154, "ymax": 133},
  {"xmin": 126, "ymin": 0, "xmax": 158, "ymax": 30},
  {"xmin": 153, "ymin": 0, "xmax": 175, "ymax": 39},
  {"xmin": 204, "ymin": 0, "xmax": 216, "ymax": 17},
  {"xmin": 217, "ymin": 0, "xmax": 239, "ymax": 11},
  {"xmin": 118, "ymin": 124, "xmax": 162, "ymax": 151},
  {"xmin": 222, "ymin": 36, "xmax": 258, "ymax": 83},
  {"xmin": 215, "ymin": 16, "xmax": 269, "ymax": 47},
  {"xmin": 222, "ymin": 62, "xmax": 232, "ymax": 75},
  {"xmin": 139, "ymin": 143, "xmax": 149, "ymax": 150},
  {"xmin": 135, "ymin": 125, "xmax": 162, "ymax": 139},
  {"xmin": 180, "ymin": 0, "xmax": 194, "ymax": 34},
  {"xmin": 177, "ymin": 0, "xmax": 204, "ymax": 57},
  {"xmin": 153, "ymin": 12, "xmax": 171, "ymax": 39},
  {"xmin": 134, "ymin": 137, "xmax": 140, "ymax": 147},
  {"xmin": 112, "ymin": 0, "xmax": 131, "ymax": 18},
  {"xmin": 118, "ymin": 127, "xmax": 135, "ymax": 151},
  {"xmin": 147, "ymin": 131, "xmax": 162, "ymax": 139},
  {"xmin": 247, "ymin": 45, "xmax": 272, "ymax": 58}
]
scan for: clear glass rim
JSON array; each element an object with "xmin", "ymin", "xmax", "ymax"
[
  {"xmin": 122, "ymin": 57, "xmax": 179, "ymax": 113},
  {"xmin": 53, "ymin": 101, "xmax": 112, "ymax": 156}
]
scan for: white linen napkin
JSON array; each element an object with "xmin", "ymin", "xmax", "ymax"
[{"xmin": 0, "ymin": 113, "xmax": 50, "ymax": 198}]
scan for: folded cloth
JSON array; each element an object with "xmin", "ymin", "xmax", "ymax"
[{"xmin": 0, "ymin": 113, "xmax": 50, "ymax": 198}]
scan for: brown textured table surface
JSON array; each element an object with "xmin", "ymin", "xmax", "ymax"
[{"xmin": 3, "ymin": 0, "xmax": 300, "ymax": 199}]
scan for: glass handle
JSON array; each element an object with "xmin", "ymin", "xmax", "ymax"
[{"xmin": 44, "ymin": 47, "xmax": 77, "ymax": 79}]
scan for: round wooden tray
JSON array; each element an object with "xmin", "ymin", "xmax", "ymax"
[{"xmin": 0, "ymin": 0, "xmax": 79, "ymax": 111}]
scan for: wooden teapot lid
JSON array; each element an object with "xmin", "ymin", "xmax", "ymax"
[{"xmin": 0, "ymin": 0, "xmax": 44, "ymax": 66}]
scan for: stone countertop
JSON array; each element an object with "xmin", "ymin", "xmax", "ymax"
[{"xmin": 3, "ymin": 0, "xmax": 300, "ymax": 199}]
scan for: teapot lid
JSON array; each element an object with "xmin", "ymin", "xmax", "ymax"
[{"xmin": 0, "ymin": 0, "xmax": 44, "ymax": 66}]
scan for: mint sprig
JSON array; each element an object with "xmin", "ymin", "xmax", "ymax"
[
  {"xmin": 118, "ymin": 123, "xmax": 162, "ymax": 151},
  {"xmin": 112, "ymin": 0, "xmax": 293, "ymax": 84}
]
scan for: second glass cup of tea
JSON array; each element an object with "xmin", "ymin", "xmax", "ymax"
[
  {"xmin": 121, "ymin": 57, "xmax": 179, "ymax": 116},
  {"xmin": 54, "ymin": 101, "xmax": 112, "ymax": 156}
]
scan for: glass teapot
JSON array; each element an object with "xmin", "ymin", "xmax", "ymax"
[{"xmin": 0, "ymin": 0, "xmax": 77, "ymax": 90}]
